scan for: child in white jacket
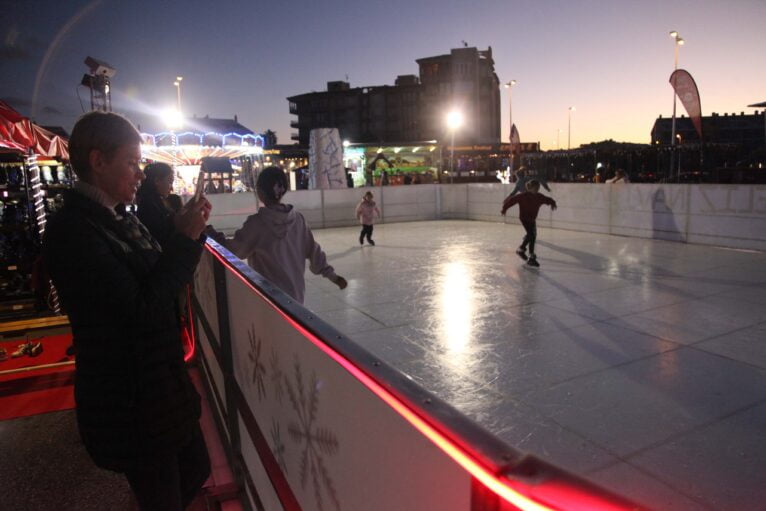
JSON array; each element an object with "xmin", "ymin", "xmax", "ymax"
[
  {"xmin": 355, "ymin": 191, "xmax": 380, "ymax": 246},
  {"xmin": 220, "ymin": 167, "xmax": 347, "ymax": 304}
]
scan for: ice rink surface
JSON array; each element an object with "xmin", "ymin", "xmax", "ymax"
[{"xmin": 304, "ymin": 220, "xmax": 766, "ymax": 511}]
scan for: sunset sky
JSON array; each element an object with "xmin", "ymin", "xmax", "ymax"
[{"xmin": 2, "ymin": 0, "xmax": 765, "ymax": 150}]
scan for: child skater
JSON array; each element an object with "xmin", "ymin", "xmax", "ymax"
[
  {"xmin": 355, "ymin": 191, "xmax": 380, "ymax": 246},
  {"xmin": 501, "ymin": 179, "xmax": 557, "ymax": 268},
  {"xmin": 215, "ymin": 166, "xmax": 347, "ymax": 304}
]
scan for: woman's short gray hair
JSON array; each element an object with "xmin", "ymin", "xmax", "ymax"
[{"xmin": 68, "ymin": 111, "xmax": 142, "ymax": 179}]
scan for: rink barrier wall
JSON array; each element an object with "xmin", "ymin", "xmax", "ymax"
[
  {"xmin": 191, "ymin": 239, "xmax": 642, "ymax": 511},
  {"xmin": 207, "ymin": 183, "xmax": 766, "ymax": 251}
]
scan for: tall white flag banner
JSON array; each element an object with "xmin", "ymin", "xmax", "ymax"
[{"xmin": 309, "ymin": 128, "xmax": 346, "ymax": 189}]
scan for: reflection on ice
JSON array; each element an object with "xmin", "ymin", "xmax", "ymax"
[{"xmin": 439, "ymin": 261, "xmax": 473, "ymax": 355}]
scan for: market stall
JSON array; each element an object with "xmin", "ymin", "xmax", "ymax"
[{"xmin": 0, "ymin": 100, "xmax": 70, "ymax": 320}]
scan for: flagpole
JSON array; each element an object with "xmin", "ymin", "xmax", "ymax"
[
  {"xmin": 505, "ymin": 80, "xmax": 516, "ymax": 175},
  {"xmin": 669, "ymin": 31, "xmax": 684, "ymax": 182}
]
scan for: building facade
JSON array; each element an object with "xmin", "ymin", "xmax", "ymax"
[
  {"xmin": 287, "ymin": 46, "xmax": 501, "ymax": 147},
  {"xmin": 651, "ymin": 111, "xmax": 765, "ymax": 148}
]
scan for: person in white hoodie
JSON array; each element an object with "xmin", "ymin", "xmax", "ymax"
[
  {"xmin": 355, "ymin": 191, "xmax": 380, "ymax": 246},
  {"xmin": 217, "ymin": 167, "xmax": 347, "ymax": 304}
]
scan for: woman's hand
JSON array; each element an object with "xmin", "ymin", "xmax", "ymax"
[{"xmin": 174, "ymin": 196, "xmax": 212, "ymax": 240}]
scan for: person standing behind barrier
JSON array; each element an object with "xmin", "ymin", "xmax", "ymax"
[
  {"xmin": 606, "ymin": 169, "xmax": 630, "ymax": 184},
  {"xmin": 42, "ymin": 111, "xmax": 212, "ymax": 511},
  {"xmin": 214, "ymin": 166, "xmax": 347, "ymax": 304},
  {"xmin": 355, "ymin": 191, "xmax": 380, "ymax": 246},
  {"xmin": 501, "ymin": 179, "xmax": 557, "ymax": 268},
  {"xmin": 136, "ymin": 162, "xmax": 178, "ymax": 247},
  {"xmin": 509, "ymin": 168, "xmax": 551, "ymax": 197}
]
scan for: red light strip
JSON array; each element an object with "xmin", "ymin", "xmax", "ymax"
[
  {"xmin": 184, "ymin": 285, "xmax": 197, "ymax": 362},
  {"xmin": 205, "ymin": 247, "xmax": 561, "ymax": 511}
]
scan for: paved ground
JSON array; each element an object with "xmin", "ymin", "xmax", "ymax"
[
  {"xmin": 304, "ymin": 220, "xmax": 766, "ymax": 511},
  {"xmin": 0, "ymin": 410, "xmax": 135, "ymax": 510}
]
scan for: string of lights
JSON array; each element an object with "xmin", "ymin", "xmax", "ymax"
[{"xmin": 25, "ymin": 153, "xmax": 61, "ymax": 313}]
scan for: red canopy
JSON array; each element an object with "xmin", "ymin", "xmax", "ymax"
[{"xmin": 0, "ymin": 100, "xmax": 69, "ymax": 160}]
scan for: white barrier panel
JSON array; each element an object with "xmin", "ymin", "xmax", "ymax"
[
  {"xmin": 207, "ymin": 183, "xmax": 766, "ymax": 251},
  {"xmin": 192, "ymin": 241, "xmax": 640, "ymax": 511}
]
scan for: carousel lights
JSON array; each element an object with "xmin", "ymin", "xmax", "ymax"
[{"xmin": 141, "ymin": 131, "xmax": 264, "ymax": 147}]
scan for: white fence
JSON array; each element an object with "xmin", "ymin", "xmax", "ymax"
[{"xmin": 207, "ymin": 183, "xmax": 766, "ymax": 251}]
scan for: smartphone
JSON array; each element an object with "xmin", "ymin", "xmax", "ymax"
[{"xmin": 194, "ymin": 168, "xmax": 206, "ymax": 200}]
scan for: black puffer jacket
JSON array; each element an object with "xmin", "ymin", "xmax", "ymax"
[{"xmin": 43, "ymin": 190, "xmax": 203, "ymax": 471}]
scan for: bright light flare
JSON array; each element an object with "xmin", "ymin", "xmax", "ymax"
[
  {"xmin": 162, "ymin": 108, "xmax": 183, "ymax": 129},
  {"xmin": 446, "ymin": 110, "xmax": 464, "ymax": 130}
]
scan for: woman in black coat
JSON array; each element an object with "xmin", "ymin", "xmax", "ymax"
[
  {"xmin": 43, "ymin": 112, "xmax": 212, "ymax": 511},
  {"xmin": 136, "ymin": 162, "xmax": 180, "ymax": 247}
]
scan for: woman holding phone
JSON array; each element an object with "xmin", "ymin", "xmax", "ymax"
[{"xmin": 43, "ymin": 111, "xmax": 212, "ymax": 510}]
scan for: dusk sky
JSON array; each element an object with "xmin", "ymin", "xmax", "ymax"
[{"xmin": 2, "ymin": 0, "xmax": 764, "ymax": 150}]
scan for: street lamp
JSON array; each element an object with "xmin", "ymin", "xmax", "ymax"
[
  {"xmin": 669, "ymin": 31, "xmax": 684, "ymax": 180},
  {"xmin": 568, "ymin": 106, "xmax": 576, "ymax": 150},
  {"xmin": 173, "ymin": 76, "xmax": 183, "ymax": 113},
  {"xmin": 504, "ymin": 80, "xmax": 517, "ymax": 174},
  {"xmin": 446, "ymin": 110, "xmax": 464, "ymax": 183},
  {"xmin": 556, "ymin": 128, "xmax": 562, "ymax": 149}
]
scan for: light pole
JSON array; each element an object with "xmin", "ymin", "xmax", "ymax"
[
  {"xmin": 568, "ymin": 106, "xmax": 576, "ymax": 150},
  {"xmin": 173, "ymin": 76, "xmax": 183, "ymax": 113},
  {"xmin": 446, "ymin": 110, "xmax": 464, "ymax": 184},
  {"xmin": 504, "ymin": 80, "xmax": 517, "ymax": 174},
  {"xmin": 669, "ymin": 31, "xmax": 684, "ymax": 181},
  {"xmin": 556, "ymin": 129, "xmax": 561, "ymax": 149}
]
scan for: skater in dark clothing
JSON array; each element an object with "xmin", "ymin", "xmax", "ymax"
[{"xmin": 501, "ymin": 180, "xmax": 557, "ymax": 267}]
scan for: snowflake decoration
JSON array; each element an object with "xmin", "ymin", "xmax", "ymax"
[
  {"xmin": 270, "ymin": 418, "xmax": 288, "ymax": 475},
  {"xmin": 195, "ymin": 255, "xmax": 217, "ymax": 319},
  {"xmin": 284, "ymin": 358, "xmax": 340, "ymax": 511},
  {"xmin": 270, "ymin": 348, "xmax": 284, "ymax": 403},
  {"xmin": 247, "ymin": 325, "xmax": 266, "ymax": 401}
]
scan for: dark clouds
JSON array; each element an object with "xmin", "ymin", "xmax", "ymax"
[{"xmin": 0, "ymin": 29, "xmax": 44, "ymax": 62}]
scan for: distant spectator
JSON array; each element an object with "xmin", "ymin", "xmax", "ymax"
[
  {"xmin": 509, "ymin": 168, "xmax": 551, "ymax": 197},
  {"xmin": 606, "ymin": 169, "xmax": 630, "ymax": 183}
]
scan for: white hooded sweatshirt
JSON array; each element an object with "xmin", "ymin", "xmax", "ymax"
[{"xmin": 224, "ymin": 204, "xmax": 337, "ymax": 304}]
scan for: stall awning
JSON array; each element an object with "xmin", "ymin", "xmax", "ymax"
[{"xmin": 0, "ymin": 100, "xmax": 69, "ymax": 160}]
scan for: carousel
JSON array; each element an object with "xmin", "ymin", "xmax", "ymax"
[{"xmin": 140, "ymin": 125, "xmax": 265, "ymax": 195}]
